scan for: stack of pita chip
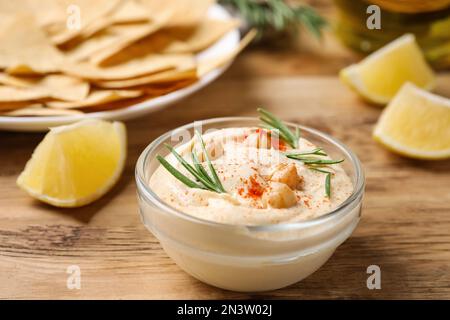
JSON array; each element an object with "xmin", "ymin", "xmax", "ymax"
[{"xmin": 0, "ymin": 0, "xmax": 254, "ymax": 117}]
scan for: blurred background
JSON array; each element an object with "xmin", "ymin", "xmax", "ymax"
[{"xmin": 224, "ymin": 0, "xmax": 449, "ymax": 68}]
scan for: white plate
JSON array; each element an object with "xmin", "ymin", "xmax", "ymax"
[{"xmin": 0, "ymin": 4, "xmax": 240, "ymax": 132}]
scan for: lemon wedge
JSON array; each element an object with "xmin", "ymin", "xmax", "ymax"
[
  {"xmin": 17, "ymin": 119, "xmax": 127, "ymax": 207},
  {"xmin": 340, "ymin": 34, "xmax": 435, "ymax": 104},
  {"xmin": 373, "ymin": 83, "xmax": 450, "ymax": 160}
]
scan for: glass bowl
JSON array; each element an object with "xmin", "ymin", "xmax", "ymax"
[{"xmin": 135, "ymin": 117, "xmax": 365, "ymax": 292}]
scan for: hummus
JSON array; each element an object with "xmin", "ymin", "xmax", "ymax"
[{"xmin": 149, "ymin": 127, "xmax": 353, "ymax": 225}]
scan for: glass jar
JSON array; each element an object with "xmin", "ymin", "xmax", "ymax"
[{"xmin": 334, "ymin": 0, "xmax": 450, "ymax": 69}]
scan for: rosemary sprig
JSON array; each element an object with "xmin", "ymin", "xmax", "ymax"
[
  {"xmin": 286, "ymin": 149, "xmax": 343, "ymax": 198},
  {"xmin": 306, "ymin": 167, "xmax": 333, "ymax": 197},
  {"xmin": 256, "ymin": 107, "xmax": 342, "ymax": 197},
  {"xmin": 156, "ymin": 155, "xmax": 204, "ymax": 190},
  {"xmin": 257, "ymin": 107, "xmax": 300, "ymax": 148},
  {"xmin": 195, "ymin": 130, "xmax": 226, "ymax": 193},
  {"xmin": 285, "ymin": 155, "xmax": 344, "ymax": 165},
  {"xmin": 165, "ymin": 144, "xmax": 218, "ymax": 191},
  {"xmin": 156, "ymin": 134, "xmax": 226, "ymax": 193},
  {"xmin": 220, "ymin": 0, "xmax": 327, "ymax": 39},
  {"xmin": 191, "ymin": 152, "xmax": 211, "ymax": 183},
  {"xmin": 285, "ymin": 147, "xmax": 326, "ymax": 157}
]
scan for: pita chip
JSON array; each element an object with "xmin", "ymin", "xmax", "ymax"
[
  {"xmin": 140, "ymin": 78, "xmax": 197, "ymax": 95},
  {"xmin": 0, "ymin": 86, "xmax": 49, "ymax": 102},
  {"xmin": 0, "ymin": 0, "xmax": 120, "ymax": 44},
  {"xmin": 63, "ymin": 28, "xmax": 129, "ymax": 63},
  {"xmin": 95, "ymin": 19, "xmax": 238, "ymax": 66},
  {"xmin": 0, "ymin": 15, "xmax": 65, "ymax": 74},
  {"xmin": 0, "ymin": 101, "xmax": 42, "ymax": 112},
  {"xmin": 47, "ymin": 90, "xmax": 142, "ymax": 109},
  {"xmin": 3, "ymin": 105, "xmax": 84, "ymax": 117},
  {"xmin": 112, "ymin": 0, "xmax": 151, "ymax": 24},
  {"xmin": 87, "ymin": 78, "xmax": 196, "ymax": 111},
  {"xmin": 61, "ymin": 54, "xmax": 194, "ymax": 80},
  {"xmin": 93, "ymin": 67, "xmax": 197, "ymax": 89},
  {"xmin": 60, "ymin": 0, "xmax": 150, "ymax": 50},
  {"xmin": 139, "ymin": 0, "xmax": 213, "ymax": 27},
  {"xmin": 31, "ymin": 75, "xmax": 90, "ymax": 101},
  {"xmin": 0, "ymin": 75, "xmax": 89, "ymax": 101},
  {"xmin": 198, "ymin": 29, "xmax": 256, "ymax": 77},
  {"xmin": 89, "ymin": 18, "xmax": 170, "ymax": 66},
  {"xmin": 0, "ymin": 73, "xmax": 31, "ymax": 88},
  {"xmin": 0, "ymin": 0, "xmax": 66, "ymax": 29},
  {"xmin": 161, "ymin": 19, "xmax": 240, "ymax": 54},
  {"xmin": 49, "ymin": 0, "xmax": 121, "ymax": 45},
  {"xmin": 65, "ymin": 22, "xmax": 162, "ymax": 63}
]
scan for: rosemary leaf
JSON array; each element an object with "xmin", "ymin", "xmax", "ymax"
[
  {"xmin": 285, "ymin": 155, "xmax": 344, "ymax": 165},
  {"xmin": 258, "ymin": 107, "xmax": 299, "ymax": 148},
  {"xmin": 295, "ymin": 126, "xmax": 300, "ymax": 143},
  {"xmin": 258, "ymin": 108, "xmax": 295, "ymax": 143},
  {"xmin": 156, "ymin": 155, "xmax": 204, "ymax": 190},
  {"xmin": 191, "ymin": 152, "xmax": 213, "ymax": 184},
  {"xmin": 302, "ymin": 158, "xmax": 344, "ymax": 165},
  {"xmin": 285, "ymin": 148, "xmax": 327, "ymax": 157},
  {"xmin": 165, "ymin": 143, "xmax": 220, "ymax": 192},
  {"xmin": 157, "ymin": 130, "xmax": 227, "ymax": 194},
  {"xmin": 295, "ymin": 6, "xmax": 327, "ymax": 39},
  {"xmin": 195, "ymin": 130, "xmax": 226, "ymax": 193},
  {"xmin": 310, "ymin": 167, "xmax": 332, "ymax": 174},
  {"xmin": 259, "ymin": 122, "xmax": 292, "ymax": 143},
  {"xmin": 325, "ymin": 172, "xmax": 331, "ymax": 198}
]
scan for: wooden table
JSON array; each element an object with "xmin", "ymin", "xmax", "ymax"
[{"xmin": 1, "ymin": 30, "xmax": 450, "ymax": 299}]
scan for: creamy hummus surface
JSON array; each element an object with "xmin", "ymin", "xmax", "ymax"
[{"xmin": 149, "ymin": 127, "xmax": 353, "ymax": 225}]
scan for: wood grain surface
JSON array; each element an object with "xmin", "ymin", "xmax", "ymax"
[{"xmin": 1, "ymin": 24, "xmax": 450, "ymax": 299}]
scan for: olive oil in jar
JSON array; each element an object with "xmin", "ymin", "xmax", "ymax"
[{"xmin": 333, "ymin": 0, "xmax": 450, "ymax": 69}]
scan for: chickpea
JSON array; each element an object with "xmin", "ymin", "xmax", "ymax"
[
  {"xmin": 270, "ymin": 163, "xmax": 303, "ymax": 190},
  {"xmin": 262, "ymin": 182, "xmax": 297, "ymax": 209}
]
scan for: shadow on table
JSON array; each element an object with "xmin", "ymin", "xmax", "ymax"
[
  {"xmin": 265, "ymin": 235, "xmax": 411, "ymax": 299},
  {"xmin": 199, "ymin": 234, "xmax": 411, "ymax": 300},
  {"xmin": 30, "ymin": 165, "xmax": 134, "ymax": 224}
]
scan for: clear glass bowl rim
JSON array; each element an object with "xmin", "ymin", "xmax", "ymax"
[{"xmin": 135, "ymin": 116, "xmax": 365, "ymax": 232}]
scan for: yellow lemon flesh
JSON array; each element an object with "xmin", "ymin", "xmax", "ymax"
[
  {"xmin": 17, "ymin": 119, "xmax": 127, "ymax": 207},
  {"xmin": 340, "ymin": 34, "xmax": 435, "ymax": 105},
  {"xmin": 373, "ymin": 83, "xmax": 450, "ymax": 160}
]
